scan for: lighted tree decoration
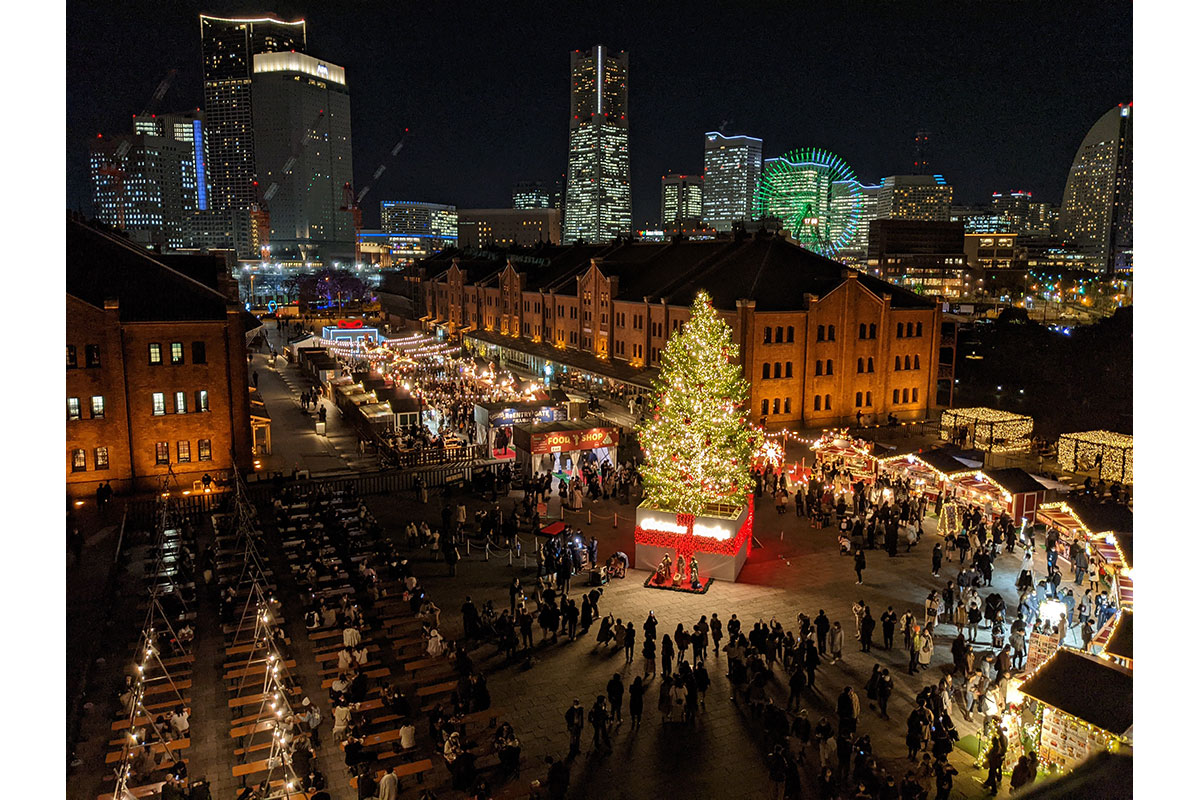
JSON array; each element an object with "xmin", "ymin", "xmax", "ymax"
[{"xmin": 637, "ymin": 291, "xmax": 761, "ymax": 515}]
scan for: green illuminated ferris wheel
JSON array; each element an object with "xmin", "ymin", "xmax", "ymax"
[{"xmin": 754, "ymin": 148, "xmax": 864, "ymax": 257}]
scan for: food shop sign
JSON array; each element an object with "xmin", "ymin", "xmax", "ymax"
[{"xmin": 529, "ymin": 427, "xmax": 618, "ymax": 454}]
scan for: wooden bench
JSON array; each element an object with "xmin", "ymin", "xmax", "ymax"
[
  {"xmin": 228, "ymin": 686, "xmax": 302, "ymax": 710},
  {"xmin": 415, "ymin": 680, "xmax": 458, "ymax": 701},
  {"xmin": 321, "ymin": 666, "xmax": 389, "ymax": 690},
  {"xmin": 137, "ymin": 696, "xmax": 192, "ymax": 715},
  {"xmin": 403, "ymin": 658, "xmax": 450, "ymax": 674},
  {"xmin": 314, "ymin": 644, "xmax": 380, "ymax": 662},
  {"xmin": 319, "ymin": 658, "xmax": 379, "ymax": 679},
  {"xmin": 226, "ymin": 637, "xmax": 290, "ymax": 657},
  {"xmin": 143, "ymin": 678, "xmax": 191, "ymax": 697},
  {"xmin": 112, "ymin": 706, "xmax": 191, "ymax": 732},
  {"xmin": 97, "ymin": 780, "xmax": 165, "ymax": 800},
  {"xmin": 229, "ymin": 719, "xmax": 277, "ymax": 739},
  {"xmin": 105, "ymin": 737, "xmax": 189, "ymax": 763},
  {"xmin": 224, "ymin": 659, "xmax": 296, "ymax": 682},
  {"xmin": 348, "ymin": 759, "xmax": 435, "ymax": 791}
]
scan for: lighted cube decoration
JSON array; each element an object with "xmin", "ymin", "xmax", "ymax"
[
  {"xmin": 939, "ymin": 407, "xmax": 1033, "ymax": 453},
  {"xmin": 1057, "ymin": 431, "xmax": 1133, "ymax": 484},
  {"xmin": 634, "ymin": 291, "xmax": 761, "ymax": 587}
]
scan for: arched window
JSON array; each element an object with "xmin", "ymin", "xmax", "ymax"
[
  {"xmin": 869, "ymin": 323, "xmax": 876, "ymax": 339},
  {"xmin": 895, "ymin": 356, "xmax": 902, "ymax": 370},
  {"xmin": 786, "ymin": 326, "xmax": 795, "ymax": 343},
  {"xmin": 815, "ymin": 360, "xmax": 823, "ymax": 376},
  {"xmin": 902, "ymin": 388, "xmax": 910, "ymax": 403},
  {"xmin": 913, "ymin": 355, "xmax": 920, "ymax": 370},
  {"xmin": 824, "ymin": 394, "xmax": 832, "ymax": 410},
  {"xmin": 773, "ymin": 398, "xmax": 780, "ymax": 414},
  {"xmin": 773, "ymin": 362, "xmax": 782, "ymax": 379},
  {"xmin": 826, "ymin": 359, "xmax": 833, "ymax": 375},
  {"xmin": 904, "ymin": 355, "xmax": 911, "ymax": 370},
  {"xmin": 785, "ymin": 362, "xmax": 793, "ymax": 378},
  {"xmin": 828, "ymin": 325, "xmax": 836, "ymax": 341},
  {"xmin": 906, "ymin": 322, "xmax": 914, "ymax": 338},
  {"xmin": 775, "ymin": 326, "xmax": 784, "ymax": 342},
  {"xmin": 814, "ymin": 395, "xmax": 821, "ymax": 411},
  {"xmin": 859, "ymin": 323, "xmax": 867, "ymax": 339},
  {"xmin": 761, "ymin": 399, "xmax": 769, "ymax": 415},
  {"xmin": 817, "ymin": 325, "xmax": 825, "ymax": 342},
  {"xmin": 916, "ymin": 322, "xmax": 923, "ymax": 337},
  {"xmin": 912, "ymin": 387, "xmax": 919, "ymax": 403},
  {"xmin": 762, "ymin": 363, "xmax": 771, "ymax": 379},
  {"xmin": 855, "ymin": 391, "xmax": 863, "ymax": 407},
  {"xmin": 857, "ymin": 358, "xmax": 864, "ymax": 374},
  {"xmin": 868, "ymin": 357, "xmax": 875, "ymax": 373},
  {"xmin": 898, "ymin": 323, "xmax": 905, "ymax": 338},
  {"xmin": 866, "ymin": 391, "xmax": 873, "ymax": 406},
  {"xmin": 764, "ymin": 327, "xmax": 772, "ymax": 343},
  {"xmin": 784, "ymin": 398, "xmax": 792, "ymax": 414}
]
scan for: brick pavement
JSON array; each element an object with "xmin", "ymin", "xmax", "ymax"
[{"xmin": 361, "ymin": 481, "xmax": 1064, "ymax": 799}]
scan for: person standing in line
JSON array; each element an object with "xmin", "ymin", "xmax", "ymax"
[
  {"xmin": 623, "ymin": 622, "xmax": 636, "ymax": 664},
  {"xmin": 710, "ymin": 613, "xmax": 723, "ymax": 657},
  {"xmin": 815, "ymin": 609, "xmax": 830, "ymax": 655},
  {"xmin": 588, "ymin": 696, "xmax": 611, "ymax": 752},
  {"xmin": 606, "ymin": 674, "xmax": 625, "ymax": 725},
  {"xmin": 859, "ymin": 609, "xmax": 876, "ymax": 652},
  {"xmin": 661, "ymin": 634, "xmax": 674, "ymax": 678},
  {"xmin": 642, "ymin": 635, "xmax": 656, "ymax": 677}
]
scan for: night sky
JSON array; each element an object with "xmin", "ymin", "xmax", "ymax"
[{"xmin": 67, "ymin": 0, "xmax": 1131, "ymax": 230}]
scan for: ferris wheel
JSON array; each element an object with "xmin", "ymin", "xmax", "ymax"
[{"xmin": 754, "ymin": 148, "xmax": 864, "ymax": 258}]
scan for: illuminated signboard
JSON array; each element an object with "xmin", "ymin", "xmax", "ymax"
[{"xmin": 527, "ymin": 426, "xmax": 618, "ymax": 454}]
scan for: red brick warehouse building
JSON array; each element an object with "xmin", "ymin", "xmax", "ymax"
[
  {"xmin": 416, "ymin": 230, "xmax": 956, "ymax": 429},
  {"xmin": 65, "ymin": 218, "xmax": 256, "ymax": 497}
]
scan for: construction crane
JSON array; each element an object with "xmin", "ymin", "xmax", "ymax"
[
  {"xmin": 96, "ymin": 69, "xmax": 178, "ymax": 229},
  {"xmin": 340, "ymin": 129, "xmax": 409, "ymax": 264},
  {"xmin": 251, "ymin": 108, "xmax": 328, "ymax": 260}
]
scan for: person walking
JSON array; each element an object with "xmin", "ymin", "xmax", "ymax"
[
  {"xmin": 815, "ymin": 609, "xmax": 830, "ymax": 655},
  {"xmin": 628, "ymin": 676, "xmax": 644, "ymax": 730},
  {"xmin": 606, "ymin": 674, "xmax": 625, "ymax": 725},
  {"xmin": 564, "ymin": 699, "xmax": 584, "ymax": 757},
  {"xmin": 661, "ymin": 634, "xmax": 674, "ymax": 678},
  {"xmin": 877, "ymin": 669, "xmax": 893, "ymax": 720},
  {"xmin": 710, "ymin": 613, "xmax": 723, "ymax": 657},
  {"xmin": 859, "ymin": 609, "xmax": 875, "ymax": 653},
  {"xmin": 623, "ymin": 622, "xmax": 636, "ymax": 664},
  {"xmin": 932, "ymin": 542, "xmax": 943, "ymax": 577},
  {"xmin": 588, "ymin": 696, "xmax": 611, "ymax": 752},
  {"xmin": 854, "ymin": 548, "xmax": 866, "ymax": 584},
  {"xmin": 881, "ymin": 607, "xmax": 897, "ymax": 650},
  {"xmin": 830, "ymin": 622, "xmax": 844, "ymax": 664}
]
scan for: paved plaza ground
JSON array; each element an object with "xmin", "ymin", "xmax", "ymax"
[{"xmin": 67, "ymin": 331, "xmax": 1082, "ymax": 800}]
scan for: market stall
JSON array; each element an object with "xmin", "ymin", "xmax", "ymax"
[
  {"xmin": 1057, "ymin": 430, "xmax": 1133, "ymax": 484},
  {"xmin": 511, "ymin": 419, "xmax": 620, "ymax": 480},
  {"xmin": 948, "ymin": 467, "xmax": 1046, "ymax": 524},
  {"xmin": 1036, "ymin": 499, "xmax": 1133, "ymax": 609},
  {"xmin": 940, "ymin": 407, "xmax": 1033, "ymax": 453},
  {"xmin": 1098, "ymin": 611, "xmax": 1132, "ymax": 667},
  {"xmin": 877, "ymin": 449, "xmax": 971, "ymax": 500},
  {"xmin": 475, "ymin": 399, "xmax": 566, "ymax": 460},
  {"xmin": 810, "ymin": 428, "xmax": 881, "ymax": 483},
  {"xmin": 1016, "ymin": 649, "xmax": 1132, "ymax": 775}
]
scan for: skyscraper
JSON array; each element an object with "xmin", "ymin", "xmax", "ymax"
[
  {"xmin": 878, "ymin": 175, "xmax": 953, "ymax": 222},
  {"xmin": 912, "ymin": 130, "xmax": 932, "ymax": 174},
  {"xmin": 512, "ymin": 181, "xmax": 551, "ymax": 209},
  {"xmin": 251, "ymin": 51, "xmax": 354, "ymax": 262},
  {"xmin": 133, "ymin": 111, "xmax": 209, "ymax": 211},
  {"xmin": 563, "ymin": 45, "xmax": 630, "ymax": 244},
  {"xmin": 380, "ymin": 201, "xmax": 458, "ymax": 263},
  {"xmin": 660, "ymin": 173, "xmax": 703, "ymax": 226},
  {"xmin": 702, "ymin": 132, "xmax": 762, "ymax": 231},
  {"xmin": 90, "ymin": 133, "xmax": 197, "ymax": 249},
  {"xmin": 200, "ymin": 14, "xmax": 307, "ymax": 215},
  {"xmin": 1059, "ymin": 103, "xmax": 1133, "ymax": 273}
]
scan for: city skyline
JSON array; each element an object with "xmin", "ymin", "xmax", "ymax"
[{"xmin": 67, "ymin": 1, "xmax": 1130, "ymax": 231}]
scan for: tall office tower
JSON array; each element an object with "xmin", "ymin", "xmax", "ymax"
[
  {"xmin": 251, "ymin": 52, "xmax": 354, "ymax": 262},
  {"xmin": 702, "ymin": 131, "xmax": 763, "ymax": 231},
  {"xmin": 133, "ymin": 111, "xmax": 210, "ymax": 211},
  {"xmin": 90, "ymin": 133, "xmax": 197, "ymax": 249},
  {"xmin": 200, "ymin": 14, "xmax": 307, "ymax": 215},
  {"xmin": 1060, "ymin": 103, "xmax": 1133, "ymax": 273},
  {"xmin": 660, "ymin": 173, "xmax": 703, "ymax": 226},
  {"xmin": 1027, "ymin": 202, "xmax": 1058, "ymax": 236},
  {"xmin": 912, "ymin": 130, "xmax": 932, "ymax": 174},
  {"xmin": 513, "ymin": 181, "xmax": 551, "ymax": 209},
  {"xmin": 991, "ymin": 190, "xmax": 1034, "ymax": 232},
  {"xmin": 878, "ymin": 175, "xmax": 954, "ymax": 222},
  {"xmin": 838, "ymin": 182, "xmax": 880, "ymax": 262},
  {"xmin": 563, "ymin": 45, "xmax": 630, "ymax": 244},
  {"xmin": 380, "ymin": 201, "xmax": 459, "ymax": 262}
]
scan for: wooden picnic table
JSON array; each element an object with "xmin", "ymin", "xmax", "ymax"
[
  {"xmin": 321, "ymin": 666, "xmax": 389, "ymax": 690},
  {"xmin": 112, "ymin": 706, "xmax": 191, "ymax": 732},
  {"xmin": 105, "ymin": 737, "xmax": 188, "ymax": 763},
  {"xmin": 348, "ymin": 759, "xmax": 434, "ymax": 791}
]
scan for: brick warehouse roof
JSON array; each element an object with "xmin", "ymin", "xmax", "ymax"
[
  {"xmin": 66, "ymin": 218, "xmax": 235, "ymax": 322},
  {"xmin": 422, "ymin": 234, "xmax": 938, "ymax": 312}
]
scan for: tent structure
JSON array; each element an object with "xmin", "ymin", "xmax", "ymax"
[
  {"xmin": 940, "ymin": 407, "xmax": 1033, "ymax": 453},
  {"xmin": 1057, "ymin": 431, "xmax": 1133, "ymax": 484}
]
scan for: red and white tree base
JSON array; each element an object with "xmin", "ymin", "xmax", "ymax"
[{"xmin": 634, "ymin": 498, "xmax": 753, "ymax": 587}]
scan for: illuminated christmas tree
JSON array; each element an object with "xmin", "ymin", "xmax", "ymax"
[{"xmin": 637, "ymin": 291, "xmax": 761, "ymax": 515}]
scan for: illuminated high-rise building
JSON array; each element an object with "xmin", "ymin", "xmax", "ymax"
[
  {"xmin": 912, "ymin": 130, "xmax": 932, "ymax": 174},
  {"xmin": 512, "ymin": 181, "xmax": 551, "ymax": 209},
  {"xmin": 1059, "ymin": 103, "xmax": 1133, "ymax": 273},
  {"xmin": 563, "ymin": 45, "xmax": 630, "ymax": 244},
  {"xmin": 702, "ymin": 132, "xmax": 762, "ymax": 231},
  {"xmin": 200, "ymin": 14, "xmax": 307, "ymax": 215},
  {"xmin": 252, "ymin": 52, "xmax": 354, "ymax": 262},
  {"xmin": 380, "ymin": 201, "xmax": 458, "ymax": 263},
  {"xmin": 90, "ymin": 133, "xmax": 197, "ymax": 250},
  {"xmin": 133, "ymin": 111, "xmax": 210, "ymax": 212},
  {"xmin": 660, "ymin": 173, "xmax": 703, "ymax": 226},
  {"xmin": 878, "ymin": 175, "xmax": 953, "ymax": 222},
  {"xmin": 991, "ymin": 190, "xmax": 1033, "ymax": 232}
]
